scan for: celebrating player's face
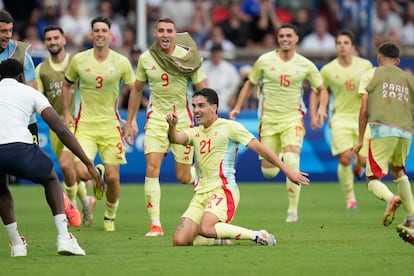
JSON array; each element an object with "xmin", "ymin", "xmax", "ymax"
[
  {"xmin": 44, "ymin": 30, "xmax": 66, "ymax": 55},
  {"xmin": 92, "ymin": 22, "xmax": 111, "ymax": 48},
  {"xmin": 335, "ymin": 35, "xmax": 354, "ymax": 57},
  {"xmin": 277, "ymin": 28, "xmax": 298, "ymax": 52},
  {"xmin": 192, "ymin": 95, "xmax": 217, "ymax": 127},
  {"xmin": 154, "ymin": 22, "xmax": 176, "ymax": 54},
  {"xmin": 0, "ymin": 22, "xmax": 13, "ymax": 50}
]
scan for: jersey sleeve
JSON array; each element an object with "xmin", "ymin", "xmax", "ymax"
[
  {"xmin": 248, "ymin": 57, "xmax": 264, "ymax": 85},
  {"xmin": 65, "ymin": 55, "xmax": 79, "ymax": 83},
  {"xmin": 228, "ymin": 120, "xmax": 255, "ymax": 146},
  {"xmin": 120, "ymin": 57, "xmax": 136, "ymax": 86},
  {"xmin": 33, "ymin": 89, "xmax": 52, "ymax": 114},
  {"xmin": 358, "ymin": 68, "xmax": 376, "ymax": 96},
  {"xmin": 24, "ymin": 53, "xmax": 36, "ymax": 83}
]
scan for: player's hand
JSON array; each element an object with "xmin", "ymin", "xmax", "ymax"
[
  {"xmin": 124, "ymin": 120, "xmax": 138, "ymax": 146},
  {"xmin": 229, "ymin": 108, "xmax": 240, "ymax": 120},
  {"xmin": 315, "ymin": 108, "xmax": 328, "ymax": 129},
  {"xmin": 286, "ymin": 171, "xmax": 310, "ymax": 186},
  {"xmin": 166, "ymin": 105, "xmax": 178, "ymax": 126},
  {"xmin": 353, "ymin": 141, "xmax": 363, "ymax": 155},
  {"xmin": 63, "ymin": 113, "xmax": 75, "ymax": 128},
  {"xmin": 88, "ymin": 165, "xmax": 105, "ymax": 193}
]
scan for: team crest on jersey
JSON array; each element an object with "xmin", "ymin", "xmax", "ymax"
[
  {"xmin": 151, "ymin": 66, "xmax": 156, "ymax": 71},
  {"xmin": 109, "ymin": 66, "xmax": 115, "ymax": 74},
  {"xmin": 85, "ymin": 68, "xmax": 91, "ymax": 73}
]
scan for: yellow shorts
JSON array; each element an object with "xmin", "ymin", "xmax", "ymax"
[
  {"xmin": 49, "ymin": 125, "xmax": 75, "ymax": 158},
  {"xmin": 259, "ymin": 121, "xmax": 304, "ymax": 159},
  {"xmin": 74, "ymin": 124, "xmax": 126, "ymax": 165},
  {"xmin": 144, "ymin": 119, "xmax": 193, "ymax": 164},
  {"xmin": 366, "ymin": 137, "xmax": 411, "ymax": 179},
  {"xmin": 331, "ymin": 124, "xmax": 370, "ymax": 157},
  {"xmin": 182, "ymin": 185, "xmax": 240, "ymax": 224}
]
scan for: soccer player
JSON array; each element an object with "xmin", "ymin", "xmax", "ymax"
[
  {"xmin": 36, "ymin": 25, "xmax": 96, "ymax": 227},
  {"xmin": 124, "ymin": 17, "xmax": 207, "ymax": 236},
  {"xmin": 354, "ymin": 42, "xmax": 414, "ymax": 246},
  {"xmin": 229, "ymin": 23, "xmax": 328, "ymax": 223},
  {"xmin": 61, "ymin": 16, "xmax": 137, "ymax": 232},
  {"xmin": 0, "ymin": 10, "xmax": 38, "ymax": 143},
  {"xmin": 309, "ymin": 30, "xmax": 373, "ymax": 209},
  {"xmin": 166, "ymin": 88, "xmax": 310, "ymax": 246},
  {"xmin": 0, "ymin": 58, "xmax": 104, "ymax": 256}
]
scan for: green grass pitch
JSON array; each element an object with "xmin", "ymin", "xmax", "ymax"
[{"xmin": 1, "ymin": 182, "xmax": 413, "ymax": 275}]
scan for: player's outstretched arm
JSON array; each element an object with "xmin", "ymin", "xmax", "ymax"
[
  {"xmin": 229, "ymin": 80, "xmax": 254, "ymax": 120},
  {"xmin": 247, "ymin": 138, "xmax": 310, "ymax": 185},
  {"xmin": 40, "ymin": 107, "xmax": 104, "ymax": 192}
]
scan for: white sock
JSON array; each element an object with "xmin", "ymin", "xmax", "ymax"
[
  {"xmin": 5, "ymin": 222, "xmax": 23, "ymax": 245},
  {"xmin": 54, "ymin": 214, "xmax": 70, "ymax": 238}
]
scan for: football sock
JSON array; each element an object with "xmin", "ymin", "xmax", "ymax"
[
  {"xmin": 104, "ymin": 200, "xmax": 119, "ymax": 220},
  {"xmin": 214, "ymin": 222, "xmax": 254, "ymax": 240},
  {"xmin": 77, "ymin": 181, "xmax": 88, "ymax": 202},
  {"xmin": 144, "ymin": 177, "xmax": 161, "ymax": 221},
  {"xmin": 54, "ymin": 214, "xmax": 70, "ymax": 238},
  {"xmin": 284, "ymin": 152, "xmax": 301, "ymax": 213},
  {"xmin": 192, "ymin": 236, "xmax": 216, "ymax": 246},
  {"xmin": 338, "ymin": 164, "xmax": 355, "ymax": 200},
  {"xmin": 63, "ymin": 183, "xmax": 77, "ymax": 203},
  {"xmin": 367, "ymin": 179, "xmax": 394, "ymax": 201},
  {"xmin": 5, "ymin": 222, "xmax": 23, "ymax": 245},
  {"xmin": 394, "ymin": 175, "xmax": 414, "ymax": 215}
]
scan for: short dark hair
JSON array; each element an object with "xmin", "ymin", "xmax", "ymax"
[
  {"xmin": 378, "ymin": 42, "xmax": 400, "ymax": 59},
  {"xmin": 155, "ymin": 17, "xmax": 176, "ymax": 27},
  {"xmin": 337, "ymin": 30, "xmax": 356, "ymax": 45},
  {"xmin": 44, "ymin": 25, "xmax": 64, "ymax": 37},
  {"xmin": 193, "ymin": 88, "xmax": 219, "ymax": 110},
  {"xmin": 0, "ymin": 59, "xmax": 23, "ymax": 80},
  {"xmin": 91, "ymin": 16, "xmax": 111, "ymax": 29},
  {"xmin": 278, "ymin": 23, "xmax": 298, "ymax": 35},
  {"xmin": 0, "ymin": 10, "xmax": 13, "ymax": 24}
]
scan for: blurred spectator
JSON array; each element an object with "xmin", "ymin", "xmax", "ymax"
[
  {"xmin": 118, "ymin": 24, "xmax": 136, "ymax": 57},
  {"xmin": 202, "ymin": 43, "xmax": 240, "ymax": 113},
  {"xmin": 186, "ymin": 0, "xmax": 213, "ymax": 46},
  {"xmin": 316, "ymin": 0, "xmax": 340, "ymax": 36},
  {"xmin": 242, "ymin": 0, "xmax": 281, "ymax": 48},
  {"xmin": 400, "ymin": 1, "xmax": 414, "ymax": 48},
  {"xmin": 228, "ymin": 64, "xmax": 258, "ymax": 111},
  {"xmin": 219, "ymin": 0, "xmax": 251, "ymax": 47},
  {"xmin": 210, "ymin": 0, "xmax": 231, "ymax": 24},
  {"xmin": 300, "ymin": 15, "xmax": 336, "ymax": 53},
  {"xmin": 119, "ymin": 46, "xmax": 149, "ymax": 110},
  {"xmin": 98, "ymin": 0, "xmax": 124, "ymax": 49},
  {"xmin": 371, "ymin": 0, "xmax": 402, "ymax": 47},
  {"xmin": 59, "ymin": 0, "xmax": 91, "ymax": 52},
  {"xmin": 203, "ymin": 25, "xmax": 236, "ymax": 59},
  {"xmin": 146, "ymin": 0, "xmax": 162, "ymax": 44},
  {"xmin": 37, "ymin": 0, "xmax": 60, "ymax": 41},
  {"xmin": 291, "ymin": 8, "xmax": 312, "ymax": 43},
  {"xmin": 21, "ymin": 23, "xmax": 45, "ymax": 52},
  {"xmin": 161, "ymin": 0, "xmax": 195, "ymax": 33},
  {"xmin": 3, "ymin": 0, "xmax": 39, "ymax": 36}
]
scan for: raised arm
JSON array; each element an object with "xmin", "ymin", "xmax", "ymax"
[{"xmin": 166, "ymin": 105, "xmax": 189, "ymax": 145}]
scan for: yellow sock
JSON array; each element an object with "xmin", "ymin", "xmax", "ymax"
[
  {"xmin": 192, "ymin": 236, "xmax": 216, "ymax": 246},
  {"xmin": 394, "ymin": 175, "xmax": 414, "ymax": 215},
  {"xmin": 104, "ymin": 200, "xmax": 119, "ymax": 220},
  {"xmin": 284, "ymin": 152, "xmax": 301, "ymax": 212},
  {"xmin": 367, "ymin": 179, "xmax": 393, "ymax": 201},
  {"xmin": 144, "ymin": 177, "xmax": 161, "ymax": 221},
  {"xmin": 77, "ymin": 181, "xmax": 87, "ymax": 201},
  {"xmin": 214, "ymin": 222, "xmax": 254, "ymax": 240},
  {"xmin": 338, "ymin": 164, "xmax": 355, "ymax": 200},
  {"xmin": 63, "ymin": 183, "xmax": 77, "ymax": 202}
]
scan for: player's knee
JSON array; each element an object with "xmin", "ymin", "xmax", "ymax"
[
  {"xmin": 173, "ymin": 233, "xmax": 193, "ymax": 246},
  {"xmin": 283, "ymin": 152, "xmax": 300, "ymax": 169},
  {"xmin": 261, "ymin": 167, "xmax": 280, "ymax": 178}
]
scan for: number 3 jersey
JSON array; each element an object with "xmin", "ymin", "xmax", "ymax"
[
  {"xmin": 65, "ymin": 49, "xmax": 136, "ymax": 128},
  {"xmin": 184, "ymin": 118, "xmax": 255, "ymax": 193}
]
